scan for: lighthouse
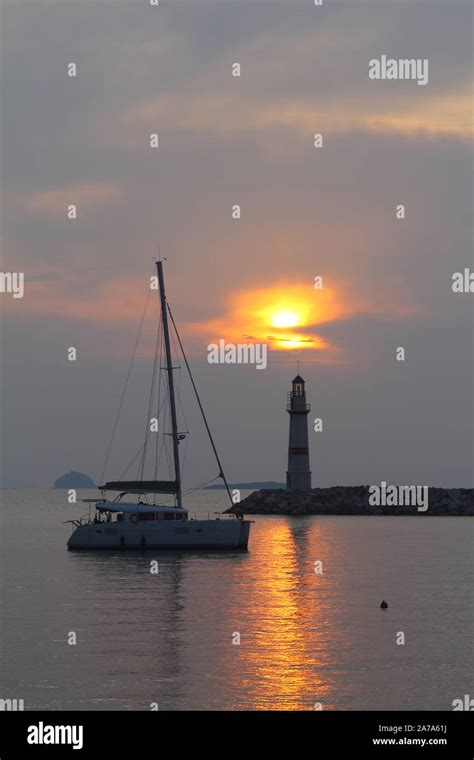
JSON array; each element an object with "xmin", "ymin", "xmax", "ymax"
[{"xmin": 286, "ymin": 374, "xmax": 312, "ymax": 490}]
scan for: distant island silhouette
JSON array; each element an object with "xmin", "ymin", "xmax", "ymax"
[{"xmin": 54, "ymin": 471, "xmax": 96, "ymax": 489}]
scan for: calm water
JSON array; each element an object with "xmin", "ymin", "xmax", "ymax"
[{"xmin": 0, "ymin": 489, "xmax": 472, "ymax": 711}]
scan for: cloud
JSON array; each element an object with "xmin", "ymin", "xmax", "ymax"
[
  {"xmin": 24, "ymin": 272, "xmax": 61, "ymax": 282},
  {"xmin": 185, "ymin": 279, "xmax": 419, "ymax": 359},
  {"xmin": 18, "ymin": 182, "xmax": 124, "ymax": 218},
  {"xmin": 5, "ymin": 274, "xmax": 149, "ymax": 322},
  {"xmin": 116, "ymin": 85, "xmax": 472, "ymax": 158},
  {"xmin": 4, "ymin": 266, "xmax": 426, "ymax": 365}
]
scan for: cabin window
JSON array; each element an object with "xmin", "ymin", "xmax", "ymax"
[{"xmin": 117, "ymin": 514, "xmax": 123, "ymax": 522}]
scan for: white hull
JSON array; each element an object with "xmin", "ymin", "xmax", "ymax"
[{"xmin": 67, "ymin": 518, "xmax": 250, "ymax": 550}]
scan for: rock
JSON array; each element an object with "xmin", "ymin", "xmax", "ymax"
[
  {"xmin": 54, "ymin": 471, "xmax": 96, "ymax": 489},
  {"xmin": 224, "ymin": 486, "xmax": 474, "ymax": 517}
]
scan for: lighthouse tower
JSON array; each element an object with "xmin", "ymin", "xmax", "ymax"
[{"xmin": 286, "ymin": 375, "xmax": 312, "ymax": 490}]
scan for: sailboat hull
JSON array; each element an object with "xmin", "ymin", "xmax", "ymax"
[{"xmin": 67, "ymin": 519, "xmax": 251, "ymax": 550}]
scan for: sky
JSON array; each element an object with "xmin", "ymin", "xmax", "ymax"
[{"xmin": 0, "ymin": 0, "xmax": 472, "ymax": 490}]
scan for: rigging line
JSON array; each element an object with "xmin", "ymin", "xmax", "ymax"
[
  {"xmin": 152, "ymin": 394, "xmax": 168, "ymax": 477},
  {"xmin": 186, "ymin": 474, "xmax": 220, "ymax": 493},
  {"xmin": 99, "ymin": 287, "xmax": 151, "ymax": 485},
  {"xmin": 138, "ymin": 301, "xmax": 162, "ymax": 490},
  {"xmin": 155, "ymin": 322, "xmax": 163, "ymax": 480},
  {"xmin": 120, "ymin": 385, "xmax": 169, "ymax": 482},
  {"xmin": 157, "ymin": 475, "xmax": 221, "ymax": 505},
  {"xmin": 180, "ymin": 475, "xmax": 221, "ymax": 500},
  {"xmin": 180, "ymin": 432, "xmax": 190, "ymax": 488},
  {"xmin": 161, "ymin": 384, "xmax": 175, "ymax": 499},
  {"xmin": 170, "ymin": 327, "xmax": 191, "ymax": 483},
  {"xmin": 170, "ymin": 324, "xmax": 190, "ymax": 435},
  {"xmin": 158, "ymin": 328, "xmax": 170, "ymax": 476},
  {"xmin": 153, "ymin": 321, "xmax": 165, "ymax": 505},
  {"xmin": 158, "ymin": 315, "xmax": 181, "ymax": 507},
  {"xmin": 154, "ymin": 317, "xmax": 164, "ymax": 482},
  {"xmin": 118, "ymin": 442, "xmax": 146, "ymax": 481},
  {"xmin": 177, "ymin": 367, "xmax": 190, "ymax": 438},
  {"xmin": 167, "ymin": 303, "xmax": 234, "ymax": 507}
]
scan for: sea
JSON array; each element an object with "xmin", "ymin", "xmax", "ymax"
[{"xmin": 0, "ymin": 489, "xmax": 472, "ymax": 711}]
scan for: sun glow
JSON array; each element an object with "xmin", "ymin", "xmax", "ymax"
[
  {"xmin": 189, "ymin": 280, "xmax": 351, "ymax": 355},
  {"xmin": 270, "ymin": 309, "xmax": 300, "ymax": 328}
]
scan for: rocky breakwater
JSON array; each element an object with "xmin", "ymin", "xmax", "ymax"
[{"xmin": 225, "ymin": 486, "xmax": 474, "ymax": 516}]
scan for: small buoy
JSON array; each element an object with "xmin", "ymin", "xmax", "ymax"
[{"xmin": 380, "ymin": 600, "xmax": 388, "ymax": 609}]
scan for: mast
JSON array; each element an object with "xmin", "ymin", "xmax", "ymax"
[{"xmin": 156, "ymin": 260, "xmax": 182, "ymax": 508}]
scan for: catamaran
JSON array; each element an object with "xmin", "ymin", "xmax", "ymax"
[{"xmin": 66, "ymin": 261, "xmax": 251, "ymax": 550}]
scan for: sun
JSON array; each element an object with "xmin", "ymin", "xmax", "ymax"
[
  {"xmin": 270, "ymin": 309, "xmax": 300, "ymax": 328},
  {"xmin": 192, "ymin": 280, "xmax": 345, "ymax": 354}
]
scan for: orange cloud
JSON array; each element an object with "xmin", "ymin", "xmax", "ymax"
[
  {"xmin": 121, "ymin": 89, "xmax": 472, "ymax": 144},
  {"xmin": 6, "ymin": 275, "xmax": 149, "ymax": 323},
  {"xmin": 188, "ymin": 281, "xmax": 355, "ymax": 353},
  {"xmin": 5, "ymin": 276, "xmax": 348, "ymax": 358},
  {"xmin": 6, "ymin": 270, "xmax": 423, "ymax": 362},
  {"xmin": 19, "ymin": 182, "xmax": 123, "ymax": 217}
]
